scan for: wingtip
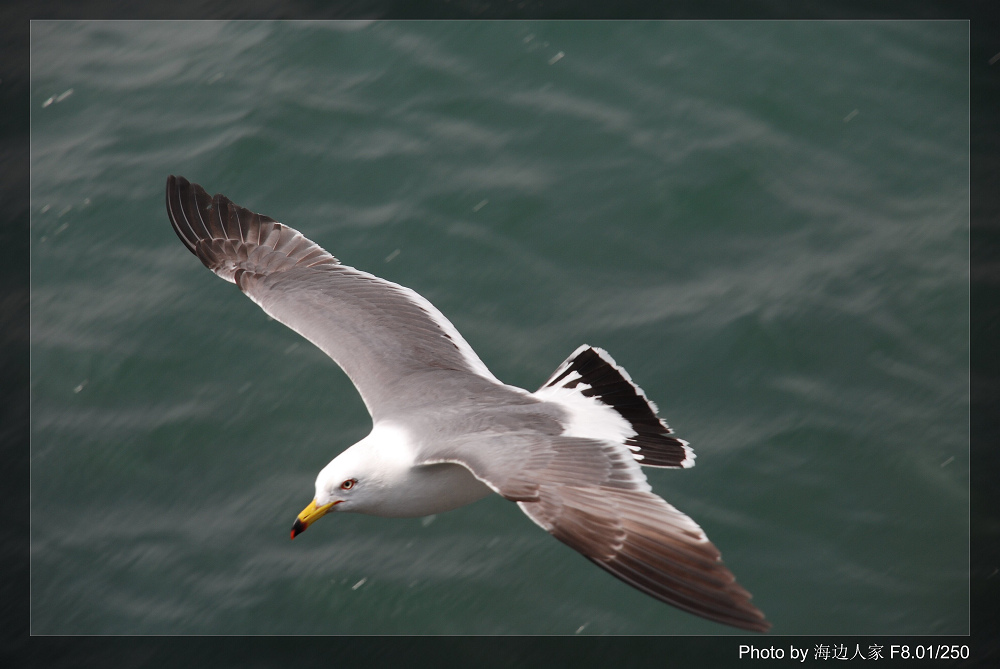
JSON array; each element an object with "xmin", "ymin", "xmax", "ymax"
[
  {"xmin": 165, "ymin": 175, "xmax": 208, "ymax": 256},
  {"xmin": 165, "ymin": 174, "xmax": 187, "ymax": 192},
  {"xmin": 731, "ymin": 600, "xmax": 772, "ymax": 633}
]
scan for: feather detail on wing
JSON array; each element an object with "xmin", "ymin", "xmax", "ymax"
[
  {"xmin": 166, "ymin": 175, "xmax": 500, "ymax": 419},
  {"xmin": 419, "ymin": 432, "xmax": 769, "ymax": 632},
  {"xmin": 518, "ymin": 483, "xmax": 770, "ymax": 632}
]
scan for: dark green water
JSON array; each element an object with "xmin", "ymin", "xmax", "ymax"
[{"xmin": 30, "ymin": 21, "xmax": 969, "ymax": 635}]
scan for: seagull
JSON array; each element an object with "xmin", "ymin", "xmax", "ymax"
[{"xmin": 165, "ymin": 175, "xmax": 770, "ymax": 632}]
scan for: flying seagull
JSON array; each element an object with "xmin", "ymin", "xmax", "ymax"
[{"xmin": 165, "ymin": 175, "xmax": 770, "ymax": 632}]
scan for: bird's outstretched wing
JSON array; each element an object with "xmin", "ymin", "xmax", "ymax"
[
  {"xmin": 165, "ymin": 175, "xmax": 501, "ymax": 420},
  {"xmin": 420, "ymin": 432, "xmax": 770, "ymax": 632}
]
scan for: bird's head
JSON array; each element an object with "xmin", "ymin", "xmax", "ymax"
[
  {"xmin": 290, "ymin": 424, "xmax": 414, "ymax": 538},
  {"xmin": 290, "ymin": 447, "xmax": 380, "ymax": 539}
]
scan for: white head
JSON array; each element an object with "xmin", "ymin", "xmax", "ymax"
[{"xmin": 290, "ymin": 423, "xmax": 413, "ymax": 538}]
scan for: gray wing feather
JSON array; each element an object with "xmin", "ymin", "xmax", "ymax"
[
  {"xmin": 166, "ymin": 175, "xmax": 499, "ymax": 419},
  {"xmin": 518, "ymin": 484, "xmax": 770, "ymax": 632},
  {"xmin": 420, "ymin": 431, "xmax": 770, "ymax": 632}
]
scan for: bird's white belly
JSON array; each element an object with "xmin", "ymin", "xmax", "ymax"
[{"xmin": 368, "ymin": 461, "xmax": 493, "ymax": 518}]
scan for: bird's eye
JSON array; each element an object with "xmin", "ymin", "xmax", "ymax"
[{"xmin": 341, "ymin": 479, "xmax": 356, "ymax": 490}]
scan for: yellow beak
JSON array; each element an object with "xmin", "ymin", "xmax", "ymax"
[{"xmin": 290, "ymin": 499, "xmax": 335, "ymax": 539}]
